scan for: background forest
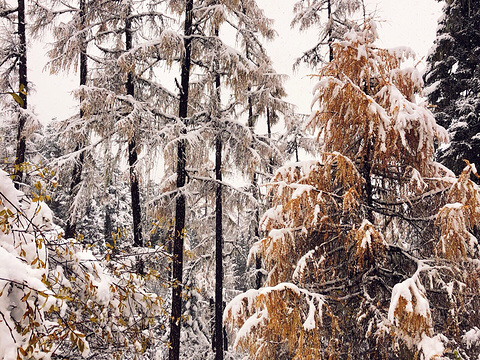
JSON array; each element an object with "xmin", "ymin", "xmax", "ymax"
[{"xmin": 0, "ymin": 0, "xmax": 480, "ymax": 360}]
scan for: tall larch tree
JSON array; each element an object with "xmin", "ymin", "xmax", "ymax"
[
  {"xmin": 64, "ymin": 0, "xmax": 87, "ymax": 239},
  {"xmin": 33, "ymin": 0, "xmax": 176, "ymax": 246},
  {"xmin": 30, "ymin": 0, "xmax": 106, "ymax": 238},
  {"xmin": 213, "ymin": 30, "xmax": 224, "ymax": 359},
  {"xmin": 424, "ymin": 0, "xmax": 480, "ymax": 176},
  {"xmin": 13, "ymin": 0, "xmax": 27, "ymax": 188},
  {"xmin": 0, "ymin": 0, "xmax": 34, "ymax": 188},
  {"xmin": 291, "ymin": 0, "xmax": 363, "ymax": 68},
  {"xmin": 124, "ymin": 3, "xmax": 143, "ymax": 249},
  {"xmin": 238, "ymin": 0, "xmax": 291, "ymax": 291},
  {"xmin": 152, "ymin": 1, "xmax": 286, "ymax": 358},
  {"xmin": 168, "ymin": 0, "xmax": 192, "ymax": 358},
  {"xmin": 225, "ymin": 22, "xmax": 480, "ymax": 360}
]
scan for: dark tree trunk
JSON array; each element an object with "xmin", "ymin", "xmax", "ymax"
[
  {"xmin": 65, "ymin": 0, "xmax": 87, "ymax": 239},
  {"xmin": 13, "ymin": 0, "xmax": 27, "ymax": 189},
  {"xmin": 362, "ymin": 140, "xmax": 374, "ymax": 223},
  {"xmin": 266, "ymin": 108, "xmax": 272, "ymax": 139},
  {"xmin": 266, "ymin": 108, "xmax": 275, "ymax": 181},
  {"xmin": 125, "ymin": 9, "xmax": 143, "ymax": 249},
  {"xmin": 214, "ymin": 135, "xmax": 224, "ymax": 360},
  {"xmin": 64, "ymin": 145, "xmax": 84, "ymax": 238},
  {"xmin": 104, "ymin": 203, "xmax": 113, "ymax": 247},
  {"xmin": 213, "ymin": 44, "xmax": 224, "ymax": 358},
  {"xmin": 295, "ymin": 140, "xmax": 299, "ymax": 162},
  {"xmin": 252, "ymin": 173, "xmax": 264, "ymax": 290},
  {"xmin": 169, "ymin": 0, "xmax": 193, "ymax": 358},
  {"xmin": 247, "ymin": 88, "xmax": 254, "ymax": 128},
  {"xmin": 327, "ymin": 0, "xmax": 333, "ymax": 62}
]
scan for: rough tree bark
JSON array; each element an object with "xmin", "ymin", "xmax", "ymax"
[
  {"xmin": 327, "ymin": 0, "xmax": 333, "ymax": 62},
  {"xmin": 214, "ymin": 134, "xmax": 223, "ymax": 360},
  {"xmin": 169, "ymin": 0, "xmax": 193, "ymax": 358},
  {"xmin": 125, "ymin": 7, "xmax": 143, "ymax": 249},
  {"xmin": 214, "ymin": 49, "xmax": 224, "ymax": 359}
]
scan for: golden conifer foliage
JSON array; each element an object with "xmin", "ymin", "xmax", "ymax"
[
  {"xmin": 307, "ymin": 22, "xmax": 448, "ymax": 177},
  {"xmin": 349, "ymin": 219, "xmax": 386, "ymax": 269},
  {"xmin": 225, "ymin": 21, "xmax": 480, "ymax": 360},
  {"xmin": 436, "ymin": 161, "xmax": 480, "ymax": 260},
  {"xmin": 388, "ymin": 276, "xmax": 434, "ymax": 345},
  {"xmin": 224, "ymin": 283, "xmax": 337, "ymax": 360},
  {"xmin": 257, "ymin": 153, "xmax": 364, "ymax": 286}
]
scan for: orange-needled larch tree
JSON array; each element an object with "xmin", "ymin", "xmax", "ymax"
[{"xmin": 224, "ymin": 21, "xmax": 480, "ymax": 360}]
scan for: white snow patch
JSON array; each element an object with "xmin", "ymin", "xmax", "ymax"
[
  {"xmin": 463, "ymin": 327, "xmax": 480, "ymax": 349},
  {"xmin": 388, "ymin": 276, "xmax": 430, "ymax": 325},
  {"xmin": 418, "ymin": 334, "xmax": 445, "ymax": 360},
  {"xmin": 293, "ymin": 249, "xmax": 315, "ymax": 281}
]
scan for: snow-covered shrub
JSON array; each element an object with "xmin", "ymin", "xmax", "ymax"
[{"xmin": 0, "ymin": 169, "xmax": 165, "ymax": 359}]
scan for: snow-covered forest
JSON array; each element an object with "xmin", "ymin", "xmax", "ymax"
[{"xmin": 1, "ymin": 0, "xmax": 480, "ymax": 359}]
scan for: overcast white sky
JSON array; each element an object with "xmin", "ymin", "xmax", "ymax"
[
  {"xmin": 29, "ymin": 0, "xmax": 443, "ymax": 123},
  {"xmin": 257, "ymin": 0, "xmax": 443, "ymax": 114}
]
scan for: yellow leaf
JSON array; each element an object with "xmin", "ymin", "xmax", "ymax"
[
  {"xmin": 9, "ymin": 92, "xmax": 24, "ymax": 107},
  {"xmin": 19, "ymin": 83, "xmax": 27, "ymax": 95},
  {"xmin": 21, "ymin": 291, "xmax": 30, "ymax": 302}
]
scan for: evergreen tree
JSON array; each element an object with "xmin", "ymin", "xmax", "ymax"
[
  {"xmin": 225, "ymin": 22, "xmax": 480, "ymax": 360},
  {"xmin": 424, "ymin": 0, "xmax": 480, "ymax": 176}
]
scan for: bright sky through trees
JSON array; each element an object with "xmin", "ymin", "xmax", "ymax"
[{"xmin": 29, "ymin": 0, "xmax": 442, "ymax": 123}]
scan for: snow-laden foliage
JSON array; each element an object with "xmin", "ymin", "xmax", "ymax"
[
  {"xmin": 151, "ymin": 1, "xmax": 291, "ymax": 358},
  {"xmin": 0, "ymin": 169, "xmax": 166, "ymax": 359},
  {"xmin": 424, "ymin": 0, "xmax": 480, "ymax": 176},
  {"xmin": 225, "ymin": 22, "xmax": 480, "ymax": 360},
  {"xmin": 292, "ymin": 0, "xmax": 364, "ymax": 67}
]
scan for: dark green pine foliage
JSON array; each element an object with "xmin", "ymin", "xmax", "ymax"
[{"xmin": 424, "ymin": 0, "xmax": 480, "ymax": 175}]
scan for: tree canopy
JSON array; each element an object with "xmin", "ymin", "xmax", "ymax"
[
  {"xmin": 424, "ymin": 0, "xmax": 480, "ymax": 176},
  {"xmin": 225, "ymin": 21, "xmax": 480, "ymax": 360}
]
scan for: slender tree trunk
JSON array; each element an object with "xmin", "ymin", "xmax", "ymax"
[
  {"xmin": 362, "ymin": 139, "xmax": 374, "ymax": 223},
  {"xmin": 65, "ymin": 0, "xmax": 87, "ymax": 239},
  {"xmin": 64, "ymin": 144, "xmax": 84, "ymax": 238},
  {"xmin": 125, "ymin": 9, "xmax": 143, "ymax": 249},
  {"xmin": 266, "ymin": 108, "xmax": 272, "ymax": 139},
  {"xmin": 266, "ymin": 108, "xmax": 275, "ymax": 178},
  {"xmin": 213, "ymin": 38, "xmax": 224, "ymax": 358},
  {"xmin": 169, "ymin": 0, "xmax": 193, "ymax": 358},
  {"xmin": 253, "ymin": 172, "xmax": 263, "ymax": 290},
  {"xmin": 265, "ymin": 107, "xmax": 275, "ymax": 211},
  {"xmin": 246, "ymin": 76, "xmax": 264, "ymax": 290},
  {"xmin": 214, "ymin": 134, "xmax": 224, "ymax": 360},
  {"xmin": 13, "ymin": 0, "xmax": 27, "ymax": 189},
  {"xmin": 327, "ymin": 0, "xmax": 333, "ymax": 62},
  {"xmin": 294, "ymin": 138, "xmax": 299, "ymax": 162},
  {"xmin": 247, "ymin": 89, "xmax": 254, "ymax": 128}
]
